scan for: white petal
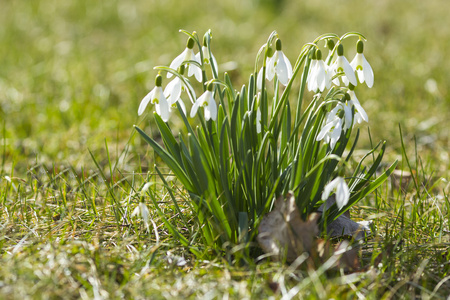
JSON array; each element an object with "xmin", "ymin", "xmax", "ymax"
[
  {"xmin": 362, "ymin": 56, "xmax": 374, "ymax": 88},
  {"xmin": 307, "ymin": 60, "xmax": 318, "ymax": 91},
  {"xmin": 330, "ymin": 119, "xmax": 342, "ymax": 148},
  {"xmin": 275, "ymin": 55, "xmax": 289, "ymax": 85},
  {"xmin": 195, "ymin": 51, "xmax": 201, "ymax": 64},
  {"xmin": 184, "ymin": 48, "xmax": 195, "ymax": 61},
  {"xmin": 256, "ymin": 108, "xmax": 261, "ymax": 133},
  {"xmin": 335, "ymin": 178, "xmax": 350, "ymax": 210},
  {"xmin": 187, "ymin": 53, "xmax": 203, "ymax": 82},
  {"xmin": 158, "ymin": 92, "xmax": 170, "ymax": 122},
  {"xmin": 190, "ymin": 99, "xmax": 201, "ymax": 118},
  {"xmin": 257, "ymin": 67, "xmax": 264, "ymax": 90},
  {"xmin": 343, "ymin": 103, "xmax": 353, "ymax": 130},
  {"xmin": 138, "ymin": 89, "xmax": 155, "ymax": 116},
  {"xmin": 277, "ymin": 51, "xmax": 292, "ymax": 85},
  {"xmin": 188, "ymin": 64, "xmax": 202, "ymax": 82},
  {"xmin": 317, "ymin": 118, "xmax": 338, "ymax": 141},
  {"xmin": 266, "ymin": 54, "xmax": 276, "ymax": 81},
  {"xmin": 164, "ymin": 78, "xmax": 182, "ymax": 105},
  {"xmin": 168, "ymin": 49, "xmax": 188, "ymax": 78},
  {"xmin": 342, "ymin": 56, "xmax": 357, "ymax": 86},
  {"xmin": 353, "ymin": 101, "xmax": 368, "ymax": 123},
  {"xmin": 322, "ymin": 177, "xmax": 339, "ymax": 200},
  {"xmin": 207, "ymin": 94, "xmax": 217, "ymax": 121},
  {"xmin": 131, "ymin": 205, "xmax": 140, "ymax": 217},
  {"xmin": 191, "ymin": 92, "xmax": 208, "ymax": 118}
]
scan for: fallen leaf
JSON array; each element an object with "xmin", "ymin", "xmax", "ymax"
[
  {"xmin": 335, "ymin": 240, "xmax": 361, "ymax": 271},
  {"xmin": 257, "ymin": 192, "xmax": 320, "ymax": 262}
]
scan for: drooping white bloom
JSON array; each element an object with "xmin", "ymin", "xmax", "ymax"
[
  {"xmin": 256, "ymin": 57, "xmax": 271, "ymax": 90},
  {"xmin": 316, "ymin": 101, "xmax": 353, "ymax": 148},
  {"xmin": 138, "ymin": 75, "xmax": 170, "ymax": 122},
  {"xmin": 196, "ymin": 46, "xmax": 218, "ymax": 73},
  {"xmin": 190, "ymin": 84, "xmax": 217, "ymax": 121},
  {"xmin": 132, "ymin": 201, "xmax": 150, "ymax": 232},
  {"xmin": 163, "ymin": 68, "xmax": 194, "ymax": 116},
  {"xmin": 322, "ymin": 177, "xmax": 350, "ymax": 210},
  {"xmin": 348, "ymin": 90, "xmax": 368, "ymax": 124},
  {"xmin": 266, "ymin": 39, "xmax": 293, "ymax": 86},
  {"xmin": 331, "ymin": 44, "xmax": 357, "ymax": 87},
  {"xmin": 350, "ymin": 40, "xmax": 374, "ymax": 88},
  {"xmin": 308, "ymin": 49, "xmax": 332, "ymax": 92},
  {"xmin": 168, "ymin": 38, "xmax": 202, "ymax": 82},
  {"xmin": 256, "ymin": 107, "xmax": 262, "ymax": 133}
]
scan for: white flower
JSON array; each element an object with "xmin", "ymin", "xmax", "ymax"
[
  {"xmin": 256, "ymin": 57, "xmax": 271, "ymax": 90},
  {"xmin": 317, "ymin": 117, "xmax": 343, "ymax": 149},
  {"xmin": 132, "ymin": 201, "xmax": 150, "ymax": 232},
  {"xmin": 350, "ymin": 40, "xmax": 374, "ymax": 88},
  {"xmin": 196, "ymin": 46, "xmax": 218, "ymax": 73},
  {"xmin": 331, "ymin": 44, "xmax": 357, "ymax": 87},
  {"xmin": 266, "ymin": 39, "xmax": 293, "ymax": 86},
  {"xmin": 256, "ymin": 107, "xmax": 262, "ymax": 133},
  {"xmin": 168, "ymin": 38, "xmax": 202, "ymax": 82},
  {"xmin": 138, "ymin": 75, "xmax": 170, "ymax": 122},
  {"xmin": 348, "ymin": 90, "xmax": 368, "ymax": 124},
  {"xmin": 190, "ymin": 85, "xmax": 217, "ymax": 121},
  {"xmin": 322, "ymin": 177, "xmax": 350, "ymax": 210},
  {"xmin": 308, "ymin": 50, "xmax": 331, "ymax": 92},
  {"xmin": 164, "ymin": 74, "xmax": 193, "ymax": 116},
  {"xmin": 316, "ymin": 101, "xmax": 353, "ymax": 148}
]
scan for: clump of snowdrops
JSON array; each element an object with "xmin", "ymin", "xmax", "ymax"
[{"xmin": 134, "ymin": 30, "xmax": 396, "ymax": 256}]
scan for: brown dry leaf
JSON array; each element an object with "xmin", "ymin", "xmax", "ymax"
[
  {"xmin": 334, "ymin": 240, "xmax": 361, "ymax": 272},
  {"xmin": 257, "ymin": 191, "xmax": 320, "ymax": 262}
]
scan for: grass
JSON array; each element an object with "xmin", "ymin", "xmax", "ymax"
[{"xmin": 1, "ymin": 0, "xmax": 450, "ymax": 298}]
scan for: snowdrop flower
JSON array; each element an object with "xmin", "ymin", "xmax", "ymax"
[
  {"xmin": 256, "ymin": 107, "xmax": 262, "ymax": 133},
  {"xmin": 322, "ymin": 177, "xmax": 350, "ymax": 210},
  {"xmin": 350, "ymin": 40, "xmax": 374, "ymax": 88},
  {"xmin": 308, "ymin": 49, "xmax": 332, "ymax": 92},
  {"xmin": 266, "ymin": 39, "xmax": 293, "ymax": 86},
  {"xmin": 138, "ymin": 74, "xmax": 170, "ymax": 122},
  {"xmin": 132, "ymin": 201, "xmax": 150, "ymax": 232},
  {"xmin": 164, "ymin": 65, "xmax": 192, "ymax": 116},
  {"xmin": 190, "ymin": 83, "xmax": 217, "ymax": 121},
  {"xmin": 331, "ymin": 44, "xmax": 357, "ymax": 87},
  {"xmin": 196, "ymin": 36, "xmax": 218, "ymax": 73},
  {"xmin": 316, "ymin": 98, "xmax": 353, "ymax": 148},
  {"xmin": 256, "ymin": 56, "xmax": 271, "ymax": 90},
  {"xmin": 347, "ymin": 86, "xmax": 368, "ymax": 124},
  {"xmin": 168, "ymin": 37, "xmax": 202, "ymax": 82}
]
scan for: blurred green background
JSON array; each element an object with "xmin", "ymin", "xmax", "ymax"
[{"xmin": 1, "ymin": 0, "xmax": 449, "ymax": 175}]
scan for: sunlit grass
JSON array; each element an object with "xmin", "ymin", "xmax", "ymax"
[{"xmin": 1, "ymin": 0, "xmax": 450, "ymax": 298}]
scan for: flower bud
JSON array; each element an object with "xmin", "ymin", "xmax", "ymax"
[
  {"xmin": 344, "ymin": 93, "xmax": 351, "ymax": 101},
  {"xmin": 265, "ymin": 46, "xmax": 274, "ymax": 58},
  {"xmin": 337, "ymin": 44, "xmax": 344, "ymax": 56},
  {"xmin": 275, "ymin": 38, "xmax": 282, "ymax": 51},
  {"xmin": 348, "ymin": 83, "xmax": 356, "ymax": 91},
  {"xmin": 155, "ymin": 74, "xmax": 163, "ymax": 87},
  {"xmin": 186, "ymin": 37, "xmax": 195, "ymax": 49},
  {"xmin": 178, "ymin": 64, "xmax": 185, "ymax": 75},
  {"xmin": 327, "ymin": 39, "xmax": 335, "ymax": 51},
  {"xmin": 316, "ymin": 49, "xmax": 322, "ymax": 60},
  {"xmin": 356, "ymin": 40, "xmax": 364, "ymax": 54}
]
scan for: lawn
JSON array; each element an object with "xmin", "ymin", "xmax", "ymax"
[{"xmin": 1, "ymin": 0, "xmax": 449, "ymax": 298}]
